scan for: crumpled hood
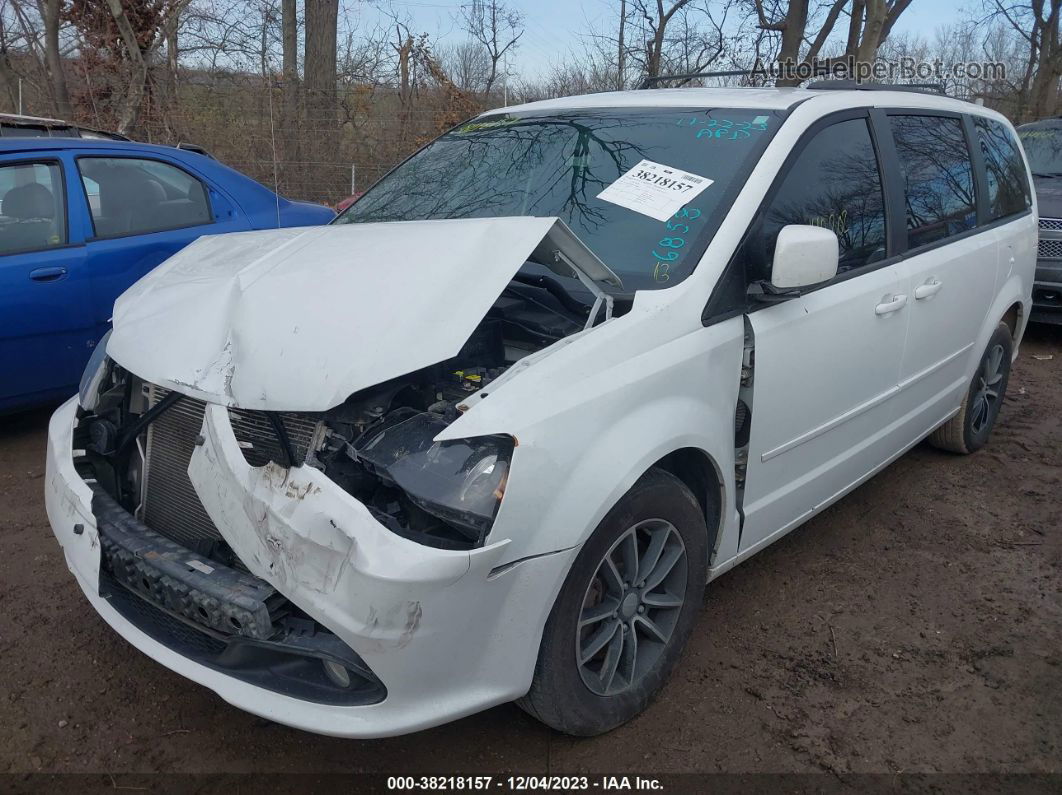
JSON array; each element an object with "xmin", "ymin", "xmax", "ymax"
[{"xmin": 108, "ymin": 217, "xmax": 613, "ymax": 412}]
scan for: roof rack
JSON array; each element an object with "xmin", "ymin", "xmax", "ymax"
[
  {"xmin": 639, "ymin": 71, "xmax": 948, "ymax": 96},
  {"xmin": 805, "ymin": 79, "xmax": 947, "ymax": 95}
]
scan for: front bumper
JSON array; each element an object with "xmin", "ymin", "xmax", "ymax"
[{"xmin": 46, "ymin": 397, "xmax": 577, "ymax": 737}]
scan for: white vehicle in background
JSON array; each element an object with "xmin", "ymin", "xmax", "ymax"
[{"xmin": 46, "ymin": 79, "xmax": 1035, "ymax": 738}]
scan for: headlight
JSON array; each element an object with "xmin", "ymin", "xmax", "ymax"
[
  {"xmin": 355, "ymin": 411, "xmax": 513, "ymax": 545},
  {"xmin": 78, "ymin": 330, "xmax": 112, "ymax": 411}
]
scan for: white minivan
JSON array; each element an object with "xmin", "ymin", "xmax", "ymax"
[{"xmin": 47, "ymin": 83, "xmax": 1036, "ymax": 738}]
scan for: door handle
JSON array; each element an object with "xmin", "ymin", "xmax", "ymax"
[
  {"xmin": 30, "ymin": 266, "xmax": 68, "ymax": 282},
  {"xmin": 914, "ymin": 278, "xmax": 943, "ymax": 300},
  {"xmin": 875, "ymin": 293, "xmax": 908, "ymax": 315}
]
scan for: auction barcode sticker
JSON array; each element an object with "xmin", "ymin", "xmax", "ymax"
[{"xmin": 596, "ymin": 159, "xmax": 714, "ymax": 221}]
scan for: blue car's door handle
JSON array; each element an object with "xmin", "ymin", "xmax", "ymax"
[{"xmin": 30, "ymin": 266, "xmax": 68, "ymax": 282}]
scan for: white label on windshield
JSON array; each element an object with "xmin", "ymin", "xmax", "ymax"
[{"xmin": 596, "ymin": 159, "xmax": 714, "ymax": 221}]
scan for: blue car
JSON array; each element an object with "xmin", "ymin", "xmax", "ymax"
[{"xmin": 0, "ymin": 137, "xmax": 334, "ymax": 413}]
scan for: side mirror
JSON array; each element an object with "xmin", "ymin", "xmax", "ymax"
[{"xmin": 770, "ymin": 225, "xmax": 839, "ymax": 290}]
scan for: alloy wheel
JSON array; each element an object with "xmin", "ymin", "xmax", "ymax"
[
  {"xmin": 971, "ymin": 343, "xmax": 1005, "ymax": 434},
  {"xmin": 575, "ymin": 519, "xmax": 688, "ymax": 696}
]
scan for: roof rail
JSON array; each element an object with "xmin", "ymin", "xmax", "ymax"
[
  {"xmin": 805, "ymin": 79, "xmax": 947, "ymax": 95},
  {"xmin": 639, "ymin": 72, "xmax": 948, "ymax": 96}
]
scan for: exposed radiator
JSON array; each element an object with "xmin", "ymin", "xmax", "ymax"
[{"xmin": 141, "ymin": 384, "xmax": 322, "ymax": 550}]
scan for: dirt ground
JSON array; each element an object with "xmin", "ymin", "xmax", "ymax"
[{"xmin": 1, "ymin": 325, "xmax": 1059, "ymax": 780}]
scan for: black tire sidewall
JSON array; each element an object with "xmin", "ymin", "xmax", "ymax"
[
  {"xmin": 528, "ymin": 469, "xmax": 709, "ymax": 736},
  {"xmin": 963, "ymin": 324, "xmax": 1013, "ymax": 452}
]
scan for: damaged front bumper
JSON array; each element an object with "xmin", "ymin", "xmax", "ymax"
[{"xmin": 46, "ymin": 397, "xmax": 577, "ymax": 737}]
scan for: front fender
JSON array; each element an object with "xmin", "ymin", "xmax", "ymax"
[{"xmin": 480, "ymin": 315, "xmax": 746, "ymax": 567}]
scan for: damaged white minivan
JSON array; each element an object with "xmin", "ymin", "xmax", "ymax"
[{"xmin": 46, "ymin": 83, "xmax": 1035, "ymax": 738}]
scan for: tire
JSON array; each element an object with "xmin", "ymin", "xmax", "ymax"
[
  {"xmin": 929, "ymin": 322, "xmax": 1013, "ymax": 454},
  {"xmin": 518, "ymin": 468, "xmax": 708, "ymax": 736}
]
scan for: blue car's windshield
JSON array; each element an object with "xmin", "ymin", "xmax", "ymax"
[{"xmin": 334, "ymin": 108, "xmax": 782, "ymax": 290}]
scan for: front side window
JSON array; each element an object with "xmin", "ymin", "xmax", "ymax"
[
  {"xmin": 0, "ymin": 161, "xmax": 66, "ymax": 255},
  {"xmin": 334, "ymin": 108, "xmax": 783, "ymax": 290},
  {"xmin": 976, "ymin": 117, "xmax": 1031, "ymax": 220},
  {"xmin": 77, "ymin": 156, "xmax": 211, "ymax": 238},
  {"xmin": 889, "ymin": 115, "xmax": 976, "ymax": 249},
  {"xmin": 757, "ymin": 116, "xmax": 887, "ymax": 279}
]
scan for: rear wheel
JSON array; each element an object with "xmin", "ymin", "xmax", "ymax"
[
  {"xmin": 929, "ymin": 322, "xmax": 1012, "ymax": 454},
  {"xmin": 518, "ymin": 469, "xmax": 708, "ymax": 736}
]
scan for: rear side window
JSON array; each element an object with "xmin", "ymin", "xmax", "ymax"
[
  {"xmin": 758, "ymin": 117, "xmax": 887, "ymax": 278},
  {"xmin": 76, "ymin": 156, "xmax": 212, "ymax": 238},
  {"xmin": 975, "ymin": 117, "xmax": 1031, "ymax": 220},
  {"xmin": 889, "ymin": 115, "xmax": 976, "ymax": 248},
  {"xmin": 0, "ymin": 161, "xmax": 66, "ymax": 255}
]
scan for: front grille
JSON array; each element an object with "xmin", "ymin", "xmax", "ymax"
[
  {"xmin": 1038, "ymin": 238, "xmax": 1062, "ymax": 259},
  {"xmin": 141, "ymin": 384, "xmax": 321, "ymax": 549},
  {"xmin": 1039, "ymin": 217, "xmax": 1062, "ymax": 231}
]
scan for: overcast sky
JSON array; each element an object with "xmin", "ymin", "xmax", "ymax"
[{"xmin": 355, "ymin": 0, "xmax": 963, "ymax": 82}]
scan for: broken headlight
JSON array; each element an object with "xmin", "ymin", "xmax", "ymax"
[
  {"xmin": 354, "ymin": 412, "xmax": 513, "ymax": 545},
  {"xmin": 78, "ymin": 330, "xmax": 112, "ymax": 412}
]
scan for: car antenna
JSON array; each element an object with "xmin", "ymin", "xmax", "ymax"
[{"xmin": 267, "ymin": 78, "xmax": 281, "ymax": 228}]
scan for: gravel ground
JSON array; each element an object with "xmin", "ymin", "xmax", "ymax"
[{"xmin": 1, "ymin": 324, "xmax": 1059, "ymax": 778}]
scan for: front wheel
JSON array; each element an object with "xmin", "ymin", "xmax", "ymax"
[
  {"xmin": 518, "ymin": 468, "xmax": 708, "ymax": 736},
  {"xmin": 929, "ymin": 322, "xmax": 1013, "ymax": 454}
]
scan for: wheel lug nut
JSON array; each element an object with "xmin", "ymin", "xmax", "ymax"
[{"xmin": 637, "ymin": 605, "xmax": 645, "ymax": 614}]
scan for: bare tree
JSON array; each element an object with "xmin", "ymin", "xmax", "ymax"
[
  {"xmin": 752, "ymin": 0, "xmax": 914, "ymax": 85},
  {"xmin": 39, "ymin": 0, "xmax": 70, "ymax": 116},
  {"xmin": 460, "ymin": 0, "xmax": 523, "ymax": 95},
  {"xmin": 94, "ymin": 0, "xmax": 192, "ymax": 134},
  {"xmin": 0, "ymin": 11, "xmax": 21, "ymax": 110},
  {"xmin": 984, "ymin": 0, "xmax": 1062, "ymax": 119},
  {"xmin": 391, "ymin": 22, "xmax": 415, "ymax": 106},
  {"xmin": 440, "ymin": 40, "xmax": 492, "ymax": 93},
  {"xmin": 849, "ymin": 0, "xmax": 916, "ymax": 62},
  {"xmin": 632, "ymin": 0, "xmax": 695, "ymax": 78},
  {"xmin": 583, "ymin": 0, "xmax": 734, "ymax": 87},
  {"xmin": 305, "ymin": 0, "xmax": 338, "ymax": 127},
  {"xmin": 281, "ymin": 0, "xmax": 297, "ymax": 99},
  {"xmin": 280, "ymin": 0, "xmax": 298, "ymax": 169}
]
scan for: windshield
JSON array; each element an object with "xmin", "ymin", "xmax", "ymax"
[
  {"xmin": 334, "ymin": 108, "xmax": 782, "ymax": 290},
  {"xmin": 1018, "ymin": 125, "xmax": 1062, "ymax": 175}
]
